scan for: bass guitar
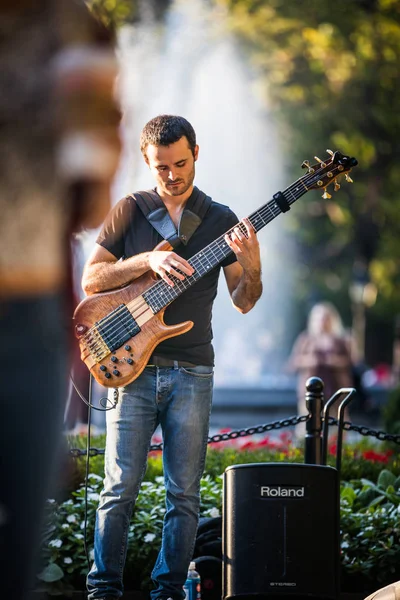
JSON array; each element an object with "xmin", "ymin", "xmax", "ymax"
[{"xmin": 74, "ymin": 150, "xmax": 357, "ymax": 388}]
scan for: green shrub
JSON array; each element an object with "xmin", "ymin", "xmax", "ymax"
[
  {"xmin": 37, "ymin": 474, "xmax": 222, "ymax": 596},
  {"xmin": 382, "ymin": 386, "xmax": 400, "ymax": 436},
  {"xmin": 38, "ymin": 462, "xmax": 400, "ymax": 596},
  {"xmin": 66, "ymin": 433, "xmax": 400, "ymax": 492},
  {"xmin": 48, "ymin": 434, "xmax": 400, "ymax": 595},
  {"xmin": 340, "ymin": 469, "xmax": 400, "ymax": 591}
]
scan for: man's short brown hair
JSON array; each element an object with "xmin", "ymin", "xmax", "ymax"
[{"xmin": 140, "ymin": 114, "xmax": 197, "ymax": 158}]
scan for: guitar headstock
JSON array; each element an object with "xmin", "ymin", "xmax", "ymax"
[{"xmin": 301, "ymin": 150, "xmax": 358, "ymax": 199}]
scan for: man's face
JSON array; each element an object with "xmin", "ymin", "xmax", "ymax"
[{"xmin": 144, "ymin": 136, "xmax": 199, "ymax": 198}]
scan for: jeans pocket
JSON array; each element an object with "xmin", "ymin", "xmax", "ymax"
[{"xmin": 180, "ymin": 365, "xmax": 214, "ymax": 378}]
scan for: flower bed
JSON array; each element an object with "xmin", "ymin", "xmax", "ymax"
[
  {"xmin": 37, "ymin": 434, "xmax": 400, "ymax": 596},
  {"xmin": 66, "ymin": 431, "xmax": 400, "ymax": 490}
]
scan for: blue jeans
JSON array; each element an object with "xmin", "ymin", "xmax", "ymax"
[{"xmin": 87, "ymin": 364, "xmax": 214, "ymax": 600}]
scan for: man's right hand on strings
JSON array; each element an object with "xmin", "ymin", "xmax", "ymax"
[{"xmin": 149, "ymin": 251, "xmax": 194, "ymax": 287}]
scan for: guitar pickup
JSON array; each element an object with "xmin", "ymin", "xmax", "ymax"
[{"xmin": 96, "ymin": 304, "xmax": 141, "ymax": 353}]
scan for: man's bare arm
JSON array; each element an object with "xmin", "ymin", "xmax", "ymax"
[
  {"xmin": 82, "ymin": 244, "xmax": 194, "ymax": 295},
  {"xmin": 224, "ymin": 262, "xmax": 262, "ymax": 314},
  {"xmin": 223, "ymin": 218, "xmax": 262, "ymax": 314}
]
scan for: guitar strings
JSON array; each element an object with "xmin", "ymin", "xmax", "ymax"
[
  {"xmin": 81, "ymin": 162, "xmax": 345, "ymax": 357},
  {"xmin": 84, "ymin": 162, "xmax": 342, "ymax": 356},
  {"xmin": 82, "ymin": 162, "xmax": 321, "ymax": 343},
  {"xmin": 83, "ymin": 297, "xmax": 152, "ymax": 359},
  {"xmin": 83, "ymin": 162, "xmax": 342, "ymax": 355},
  {"xmin": 81, "ymin": 296, "xmax": 149, "ymax": 353},
  {"xmin": 142, "ymin": 166, "xmax": 327, "ymax": 307},
  {"xmin": 145, "ymin": 161, "xmax": 344, "ymax": 306}
]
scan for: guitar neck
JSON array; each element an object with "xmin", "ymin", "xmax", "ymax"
[{"xmin": 142, "ymin": 176, "xmax": 309, "ymax": 314}]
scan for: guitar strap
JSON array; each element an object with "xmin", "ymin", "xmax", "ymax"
[{"xmin": 131, "ymin": 186, "xmax": 212, "ymax": 249}]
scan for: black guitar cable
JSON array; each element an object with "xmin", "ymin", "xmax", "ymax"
[
  {"xmin": 69, "ymin": 372, "xmax": 118, "ymax": 412},
  {"xmin": 69, "ymin": 373, "xmax": 118, "ymax": 568},
  {"xmin": 83, "ymin": 374, "xmax": 93, "ymax": 568}
]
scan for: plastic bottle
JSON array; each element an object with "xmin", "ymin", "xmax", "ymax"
[{"xmin": 183, "ymin": 561, "xmax": 201, "ymax": 600}]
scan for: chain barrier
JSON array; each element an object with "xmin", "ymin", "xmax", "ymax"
[
  {"xmin": 207, "ymin": 414, "xmax": 309, "ymax": 443},
  {"xmin": 68, "ymin": 413, "xmax": 400, "ymax": 457},
  {"xmin": 68, "ymin": 414, "xmax": 309, "ymax": 456},
  {"xmin": 328, "ymin": 416, "xmax": 400, "ymax": 445}
]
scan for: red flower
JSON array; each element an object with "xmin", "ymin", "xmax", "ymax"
[
  {"xmin": 240, "ymin": 441, "xmax": 258, "ymax": 450},
  {"xmin": 362, "ymin": 450, "xmax": 389, "ymax": 464},
  {"xmin": 328, "ymin": 443, "xmax": 337, "ymax": 456},
  {"xmin": 279, "ymin": 431, "xmax": 292, "ymax": 444}
]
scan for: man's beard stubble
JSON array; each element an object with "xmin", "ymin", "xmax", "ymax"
[{"xmin": 166, "ymin": 163, "xmax": 195, "ymax": 197}]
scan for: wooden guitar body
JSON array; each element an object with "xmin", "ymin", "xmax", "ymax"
[{"xmin": 73, "ymin": 270, "xmax": 193, "ymax": 388}]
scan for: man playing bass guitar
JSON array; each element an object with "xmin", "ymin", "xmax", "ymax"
[{"xmin": 83, "ymin": 114, "xmax": 262, "ymax": 600}]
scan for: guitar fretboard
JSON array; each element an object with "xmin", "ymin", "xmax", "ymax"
[{"xmin": 142, "ymin": 176, "xmax": 309, "ymax": 313}]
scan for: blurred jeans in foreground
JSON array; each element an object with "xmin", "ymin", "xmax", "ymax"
[{"xmin": 0, "ymin": 1, "xmax": 121, "ymax": 598}]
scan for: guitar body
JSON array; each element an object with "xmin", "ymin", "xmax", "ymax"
[{"xmin": 73, "ymin": 270, "xmax": 193, "ymax": 388}]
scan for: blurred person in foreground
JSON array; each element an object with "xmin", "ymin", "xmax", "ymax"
[
  {"xmin": 0, "ymin": 1, "xmax": 121, "ymax": 598},
  {"xmin": 82, "ymin": 114, "xmax": 263, "ymax": 600},
  {"xmin": 288, "ymin": 301, "xmax": 353, "ymax": 435}
]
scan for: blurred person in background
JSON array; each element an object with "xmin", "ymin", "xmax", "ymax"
[
  {"xmin": 0, "ymin": 1, "xmax": 120, "ymax": 598},
  {"xmin": 288, "ymin": 301, "xmax": 353, "ymax": 435}
]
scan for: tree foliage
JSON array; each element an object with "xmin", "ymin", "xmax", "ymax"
[
  {"xmin": 84, "ymin": 0, "xmax": 172, "ymax": 29},
  {"xmin": 84, "ymin": 0, "xmax": 137, "ymax": 29},
  {"xmin": 215, "ymin": 0, "xmax": 400, "ymax": 321},
  {"xmin": 84, "ymin": 0, "xmax": 400, "ymax": 358}
]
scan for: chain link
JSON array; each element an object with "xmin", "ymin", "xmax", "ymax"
[
  {"xmin": 207, "ymin": 414, "xmax": 309, "ymax": 444},
  {"xmin": 68, "ymin": 448, "xmax": 105, "ymax": 457},
  {"xmin": 67, "ymin": 414, "xmax": 400, "ymax": 456},
  {"xmin": 68, "ymin": 414, "xmax": 310, "ymax": 456},
  {"xmin": 327, "ymin": 417, "xmax": 400, "ymax": 445}
]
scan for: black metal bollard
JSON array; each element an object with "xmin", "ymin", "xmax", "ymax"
[{"xmin": 304, "ymin": 377, "xmax": 324, "ymax": 465}]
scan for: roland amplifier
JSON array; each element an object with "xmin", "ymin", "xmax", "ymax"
[{"xmin": 223, "ymin": 462, "xmax": 340, "ymax": 600}]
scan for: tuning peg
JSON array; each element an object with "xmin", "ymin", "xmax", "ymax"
[
  {"xmin": 345, "ymin": 173, "xmax": 353, "ymax": 183},
  {"xmin": 322, "ymin": 190, "xmax": 332, "ymax": 199},
  {"xmin": 334, "ymin": 180, "xmax": 341, "ymax": 192},
  {"xmin": 326, "ymin": 149, "xmax": 334, "ymax": 156},
  {"xmin": 301, "ymin": 160, "xmax": 310, "ymax": 169},
  {"xmin": 314, "ymin": 156, "xmax": 327, "ymax": 167}
]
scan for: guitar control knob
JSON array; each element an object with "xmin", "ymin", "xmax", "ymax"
[
  {"xmin": 100, "ymin": 365, "xmax": 107, "ymax": 372},
  {"xmin": 127, "ymin": 358, "xmax": 134, "ymax": 365},
  {"xmin": 124, "ymin": 345, "xmax": 131, "ymax": 351},
  {"xmin": 113, "ymin": 369, "xmax": 120, "ymax": 376},
  {"xmin": 75, "ymin": 323, "xmax": 88, "ymax": 336},
  {"xmin": 111, "ymin": 356, "xmax": 118, "ymax": 363},
  {"xmin": 105, "ymin": 372, "xmax": 111, "ymax": 379}
]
